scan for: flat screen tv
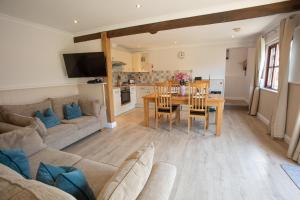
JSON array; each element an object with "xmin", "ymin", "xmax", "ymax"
[{"xmin": 63, "ymin": 52, "xmax": 107, "ymax": 78}]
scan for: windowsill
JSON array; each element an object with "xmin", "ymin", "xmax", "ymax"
[{"xmin": 261, "ymin": 87, "xmax": 278, "ymax": 94}]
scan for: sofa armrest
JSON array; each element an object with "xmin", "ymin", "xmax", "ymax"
[{"xmin": 137, "ymin": 162, "xmax": 177, "ymax": 200}]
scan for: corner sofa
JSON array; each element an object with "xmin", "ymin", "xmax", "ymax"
[
  {"xmin": 0, "ymin": 95, "xmax": 107, "ymax": 149},
  {"xmin": 0, "ymin": 127, "xmax": 177, "ymax": 200}
]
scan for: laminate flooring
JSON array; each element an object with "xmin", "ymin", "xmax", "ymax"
[{"xmin": 64, "ymin": 108, "xmax": 300, "ymax": 200}]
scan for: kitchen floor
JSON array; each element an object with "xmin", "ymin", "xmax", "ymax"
[{"xmin": 64, "ymin": 108, "xmax": 300, "ymax": 200}]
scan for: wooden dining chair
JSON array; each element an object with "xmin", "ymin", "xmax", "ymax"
[
  {"xmin": 167, "ymin": 80, "xmax": 181, "ymax": 95},
  {"xmin": 188, "ymin": 82, "xmax": 209, "ymax": 133},
  {"xmin": 155, "ymin": 82, "xmax": 180, "ymax": 131}
]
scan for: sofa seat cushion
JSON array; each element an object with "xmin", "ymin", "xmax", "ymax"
[
  {"xmin": 45, "ymin": 124, "xmax": 78, "ymax": 145},
  {"xmin": 0, "ymin": 122, "xmax": 21, "ymax": 133},
  {"xmin": 28, "ymin": 148, "xmax": 82, "ymax": 179},
  {"xmin": 74, "ymin": 159, "xmax": 117, "ymax": 196},
  {"xmin": 98, "ymin": 143, "xmax": 154, "ymax": 200},
  {"xmin": 50, "ymin": 96, "xmax": 79, "ymax": 120},
  {"xmin": 0, "ymin": 164, "xmax": 76, "ymax": 200},
  {"xmin": 137, "ymin": 162, "xmax": 177, "ymax": 200},
  {"xmin": 62, "ymin": 116, "xmax": 98, "ymax": 130},
  {"xmin": 0, "ymin": 100, "xmax": 52, "ymax": 117}
]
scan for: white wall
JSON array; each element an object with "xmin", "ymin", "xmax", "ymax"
[
  {"xmin": 147, "ymin": 45, "xmax": 226, "ymax": 79},
  {"xmin": 224, "ymin": 47, "xmax": 255, "ymax": 103},
  {"xmin": 0, "ymin": 15, "xmax": 77, "ymax": 90}
]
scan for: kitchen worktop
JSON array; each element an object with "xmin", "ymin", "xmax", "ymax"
[{"xmin": 113, "ymin": 83, "xmax": 155, "ymax": 88}]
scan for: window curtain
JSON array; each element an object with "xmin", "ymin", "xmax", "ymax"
[
  {"xmin": 270, "ymin": 15, "xmax": 300, "ymax": 138},
  {"xmin": 249, "ymin": 36, "xmax": 265, "ymax": 116},
  {"xmin": 287, "ymin": 22, "xmax": 300, "ymax": 164}
]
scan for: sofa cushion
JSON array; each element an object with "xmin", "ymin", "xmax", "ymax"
[
  {"xmin": 79, "ymin": 99, "xmax": 101, "ymax": 117},
  {"xmin": 0, "ymin": 100, "xmax": 52, "ymax": 117},
  {"xmin": 1, "ymin": 112, "xmax": 47, "ymax": 137},
  {"xmin": 137, "ymin": 162, "xmax": 177, "ymax": 200},
  {"xmin": 0, "ymin": 164, "xmax": 76, "ymax": 200},
  {"xmin": 37, "ymin": 162, "xmax": 95, "ymax": 200},
  {"xmin": 0, "ymin": 149, "xmax": 31, "ymax": 179},
  {"xmin": 0, "ymin": 127, "xmax": 46, "ymax": 157},
  {"xmin": 50, "ymin": 96, "xmax": 79, "ymax": 120},
  {"xmin": 63, "ymin": 103, "xmax": 82, "ymax": 120},
  {"xmin": 74, "ymin": 159, "xmax": 117, "ymax": 196},
  {"xmin": 98, "ymin": 143, "xmax": 154, "ymax": 200},
  {"xmin": 62, "ymin": 116, "xmax": 98, "ymax": 129},
  {"xmin": 45, "ymin": 124, "xmax": 78, "ymax": 145},
  {"xmin": 35, "ymin": 108, "xmax": 61, "ymax": 129},
  {"xmin": 28, "ymin": 148, "xmax": 82, "ymax": 179},
  {"xmin": 0, "ymin": 122, "xmax": 21, "ymax": 133}
]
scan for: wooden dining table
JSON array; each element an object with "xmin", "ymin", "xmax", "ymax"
[{"xmin": 143, "ymin": 93, "xmax": 225, "ymax": 136}]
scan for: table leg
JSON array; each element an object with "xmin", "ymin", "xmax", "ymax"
[
  {"xmin": 144, "ymin": 98, "xmax": 149, "ymax": 127},
  {"xmin": 216, "ymin": 103, "xmax": 223, "ymax": 136}
]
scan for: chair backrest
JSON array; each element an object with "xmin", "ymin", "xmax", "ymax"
[
  {"xmin": 166, "ymin": 80, "xmax": 181, "ymax": 95},
  {"xmin": 155, "ymin": 83, "xmax": 172, "ymax": 111},
  {"xmin": 188, "ymin": 82, "xmax": 209, "ymax": 113},
  {"xmin": 194, "ymin": 80, "xmax": 210, "ymax": 88}
]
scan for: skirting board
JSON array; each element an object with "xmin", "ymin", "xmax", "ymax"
[
  {"xmin": 284, "ymin": 135, "xmax": 291, "ymax": 144},
  {"xmin": 257, "ymin": 112, "xmax": 270, "ymax": 126},
  {"xmin": 105, "ymin": 121, "xmax": 117, "ymax": 129}
]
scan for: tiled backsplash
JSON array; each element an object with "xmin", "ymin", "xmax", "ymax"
[{"xmin": 113, "ymin": 70, "xmax": 193, "ymax": 84}]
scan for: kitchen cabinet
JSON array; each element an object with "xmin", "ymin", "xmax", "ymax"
[
  {"xmin": 113, "ymin": 86, "xmax": 137, "ymax": 116},
  {"xmin": 136, "ymin": 86, "xmax": 154, "ymax": 107},
  {"xmin": 111, "ymin": 48, "xmax": 133, "ymax": 72},
  {"xmin": 132, "ymin": 53, "xmax": 151, "ymax": 72},
  {"xmin": 113, "ymin": 88, "xmax": 121, "ymax": 116}
]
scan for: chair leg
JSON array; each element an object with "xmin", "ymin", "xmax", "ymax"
[
  {"xmin": 188, "ymin": 117, "xmax": 190, "ymax": 133},
  {"xmin": 169, "ymin": 114, "xmax": 172, "ymax": 131},
  {"xmin": 176, "ymin": 109, "xmax": 180, "ymax": 124},
  {"xmin": 206, "ymin": 114, "xmax": 209, "ymax": 130},
  {"xmin": 156, "ymin": 113, "xmax": 159, "ymax": 129}
]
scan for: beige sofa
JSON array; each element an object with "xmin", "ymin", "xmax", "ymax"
[
  {"xmin": 0, "ymin": 95, "xmax": 107, "ymax": 149},
  {"xmin": 0, "ymin": 127, "xmax": 177, "ymax": 200}
]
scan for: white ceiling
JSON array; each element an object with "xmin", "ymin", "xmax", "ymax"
[
  {"xmin": 0, "ymin": 0, "xmax": 293, "ymax": 49},
  {"xmin": 111, "ymin": 15, "xmax": 282, "ymax": 50},
  {"xmin": 0, "ymin": 0, "xmax": 285, "ymax": 34}
]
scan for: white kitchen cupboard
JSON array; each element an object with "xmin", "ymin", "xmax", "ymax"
[
  {"xmin": 111, "ymin": 48, "xmax": 132, "ymax": 72},
  {"xmin": 113, "ymin": 88, "xmax": 121, "ymax": 116},
  {"xmin": 132, "ymin": 53, "xmax": 151, "ymax": 72},
  {"xmin": 130, "ymin": 86, "xmax": 137, "ymax": 108},
  {"xmin": 136, "ymin": 86, "xmax": 154, "ymax": 107},
  {"xmin": 113, "ymin": 86, "xmax": 137, "ymax": 116}
]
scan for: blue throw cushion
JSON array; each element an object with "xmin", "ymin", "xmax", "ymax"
[
  {"xmin": 0, "ymin": 149, "xmax": 31, "ymax": 179},
  {"xmin": 36, "ymin": 163, "xmax": 95, "ymax": 200},
  {"xmin": 35, "ymin": 108, "xmax": 60, "ymax": 128},
  {"xmin": 63, "ymin": 103, "xmax": 82, "ymax": 120}
]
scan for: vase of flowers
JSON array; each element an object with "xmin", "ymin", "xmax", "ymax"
[{"xmin": 175, "ymin": 72, "xmax": 191, "ymax": 96}]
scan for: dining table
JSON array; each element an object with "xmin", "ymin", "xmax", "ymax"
[{"xmin": 143, "ymin": 93, "xmax": 225, "ymax": 136}]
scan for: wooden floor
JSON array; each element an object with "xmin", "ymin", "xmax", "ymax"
[{"xmin": 64, "ymin": 108, "xmax": 300, "ymax": 200}]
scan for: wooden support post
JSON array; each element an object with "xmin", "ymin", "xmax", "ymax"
[{"xmin": 101, "ymin": 32, "xmax": 115, "ymax": 127}]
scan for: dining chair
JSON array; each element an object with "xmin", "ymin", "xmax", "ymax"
[
  {"xmin": 167, "ymin": 80, "xmax": 181, "ymax": 95},
  {"xmin": 188, "ymin": 82, "xmax": 209, "ymax": 133},
  {"xmin": 155, "ymin": 82, "xmax": 180, "ymax": 131}
]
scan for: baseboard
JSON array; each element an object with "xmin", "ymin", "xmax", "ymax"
[
  {"xmin": 284, "ymin": 135, "xmax": 291, "ymax": 144},
  {"xmin": 105, "ymin": 121, "xmax": 117, "ymax": 129},
  {"xmin": 257, "ymin": 112, "xmax": 270, "ymax": 126},
  {"xmin": 225, "ymin": 97, "xmax": 249, "ymax": 104}
]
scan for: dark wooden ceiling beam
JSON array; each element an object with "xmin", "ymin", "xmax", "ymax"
[{"xmin": 74, "ymin": 1, "xmax": 300, "ymax": 43}]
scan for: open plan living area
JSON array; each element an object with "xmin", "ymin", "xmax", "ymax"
[{"xmin": 1, "ymin": 0, "xmax": 300, "ymax": 200}]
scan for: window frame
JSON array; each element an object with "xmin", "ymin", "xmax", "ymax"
[{"xmin": 264, "ymin": 43, "xmax": 279, "ymax": 90}]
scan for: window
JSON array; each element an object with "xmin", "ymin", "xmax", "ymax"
[{"xmin": 265, "ymin": 43, "xmax": 279, "ymax": 90}]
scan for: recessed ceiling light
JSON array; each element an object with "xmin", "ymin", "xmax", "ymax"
[
  {"xmin": 74, "ymin": 19, "xmax": 78, "ymax": 24},
  {"xmin": 136, "ymin": 4, "xmax": 141, "ymax": 8},
  {"xmin": 232, "ymin": 27, "xmax": 241, "ymax": 32},
  {"xmin": 231, "ymin": 35, "xmax": 235, "ymax": 38},
  {"xmin": 174, "ymin": 41, "xmax": 177, "ymax": 44}
]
